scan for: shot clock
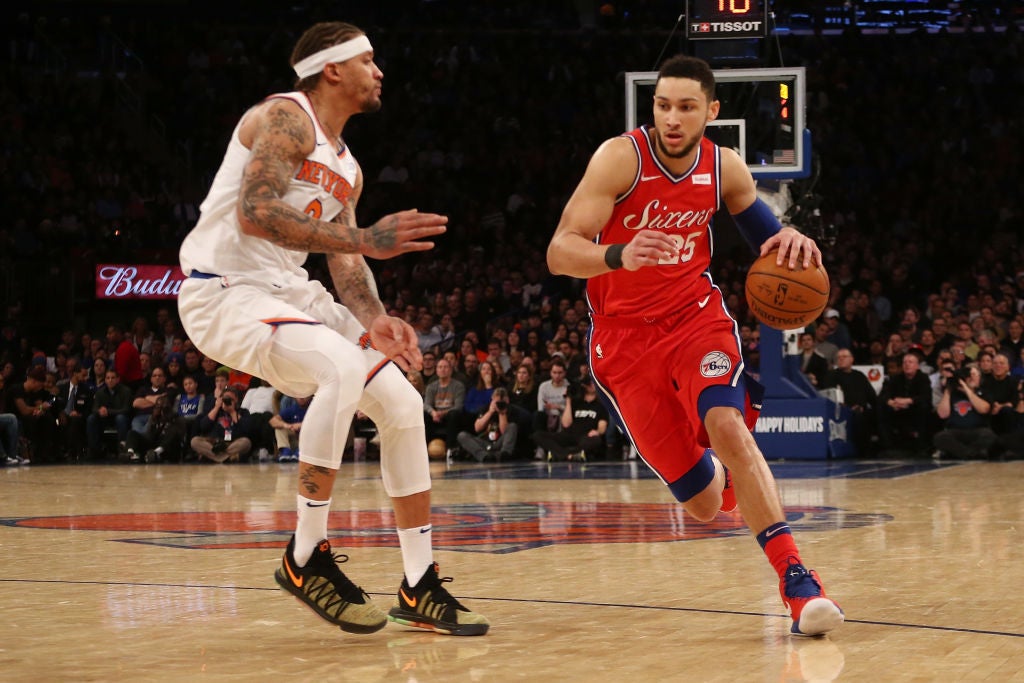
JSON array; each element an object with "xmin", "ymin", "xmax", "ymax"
[{"xmin": 686, "ymin": 0, "xmax": 767, "ymax": 40}]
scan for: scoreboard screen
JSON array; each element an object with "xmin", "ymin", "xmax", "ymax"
[{"xmin": 686, "ymin": 0, "xmax": 767, "ymax": 40}]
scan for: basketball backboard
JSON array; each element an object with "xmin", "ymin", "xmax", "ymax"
[{"xmin": 624, "ymin": 67, "xmax": 809, "ymax": 179}]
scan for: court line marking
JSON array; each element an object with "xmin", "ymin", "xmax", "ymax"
[
  {"xmin": 3, "ymin": 577, "xmax": 1020, "ymax": 639},
  {"xmin": 436, "ymin": 459, "xmax": 970, "ymax": 481}
]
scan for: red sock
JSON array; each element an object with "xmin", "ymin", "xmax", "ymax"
[{"xmin": 756, "ymin": 522, "xmax": 803, "ymax": 578}]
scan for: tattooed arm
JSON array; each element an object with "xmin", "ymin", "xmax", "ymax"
[
  {"xmin": 326, "ymin": 169, "xmax": 423, "ymax": 371},
  {"xmin": 326, "ymin": 171, "xmax": 385, "ymax": 327},
  {"xmin": 328, "ymin": 253, "xmax": 385, "ymax": 327},
  {"xmin": 235, "ymin": 98, "xmax": 446, "ymax": 259},
  {"xmin": 328, "ymin": 248, "xmax": 423, "ymax": 372}
]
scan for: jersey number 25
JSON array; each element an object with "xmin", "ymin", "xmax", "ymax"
[{"xmin": 658, "ymin": 231, "xmax": 702, "ymax": 265}]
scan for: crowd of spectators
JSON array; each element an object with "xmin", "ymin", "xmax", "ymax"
[
  {"xmin": 797, "ymin": 303, "xmax": 1024, "ymax": 459},
  {"xmin": 0, "ymin": 4, "xmax": 1022, "ymax": 465},
  {"xmin": 0, "ymin": 311, "xmax": 320, "ymax": 464}
]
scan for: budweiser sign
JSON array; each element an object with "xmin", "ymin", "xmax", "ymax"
[{"xmin": 95, "ymin": 264, "xmax": 186, "ymax": 300}]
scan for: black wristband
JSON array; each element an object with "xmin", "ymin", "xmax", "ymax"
[{"xmin": 604, "ymin": 243, "xmax": 625, "ymax": 270}]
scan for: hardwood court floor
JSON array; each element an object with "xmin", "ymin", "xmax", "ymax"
[{"xmin": 1, "ymin": 457, "xmax": 1022, "ymax": 682}]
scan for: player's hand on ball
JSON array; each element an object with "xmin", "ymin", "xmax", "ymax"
[
  {"xmin": 369, "ymin": 315, "xmax": 423, "ymax": 372},
  {"xmin": 761, "ymin": 226, "xmax": 821, "ymax": 270},
  {"xmin": 623, "ymin": 230, "xmax": 680, "ymax": 271}
]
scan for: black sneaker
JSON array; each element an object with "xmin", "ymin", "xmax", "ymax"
[
  {"xmin": 274, "ymin": 536, "xmax": 387, "ymax": 634},
  {"xmin": 388, "ymin": 562, "xmax": 489, "ymax": 636}
]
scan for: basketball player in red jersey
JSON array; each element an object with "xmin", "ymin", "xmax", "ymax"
[{"xmin": 547, "ymin": 55, "xmax": 842, "ymax": 636}]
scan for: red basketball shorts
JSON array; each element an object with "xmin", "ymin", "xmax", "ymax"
[{"xmin": 588, "ymin": 289, "xmax": 761, "ymax": 486}]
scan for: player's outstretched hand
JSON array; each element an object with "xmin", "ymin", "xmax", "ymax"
[
  {"xmin": 363, "ymin": 209, "xmax": 447, "ymax": 260},
  {"xmin": 369, "ymin": 314, "xmax": 423, "ymax": 372},
  {"xmin": 622, "ymin": 229, "xmax": 680, "ymax": 271},
  {"xmin": 761, "ymin": 226, "xmax": 821, "ymax": 270}
]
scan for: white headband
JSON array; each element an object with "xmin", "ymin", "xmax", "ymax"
[{"xmin": 292, "ymin": 35, "xmax": 373, "ymax": 79}]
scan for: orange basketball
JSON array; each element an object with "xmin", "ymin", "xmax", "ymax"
[
  {"xmin": 427, "ymin": 438, "xmax": 447, "ymax": 460},
  {"xmin": 745, "ymin": 249, "xmax": 829, "ymax": 330}
]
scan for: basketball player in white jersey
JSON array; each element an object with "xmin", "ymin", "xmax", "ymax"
[{"xmin": 178, "ymin": 22, "xmax": 487, "ymax": 636}]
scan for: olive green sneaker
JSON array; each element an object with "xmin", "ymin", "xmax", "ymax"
[
  {"xmin": 388, "ymin": 562, "xmax": 489, "ymax": 636},
  {"xmin": 274, "ymin": 536, "xmax": 387, "ymax": 634}
]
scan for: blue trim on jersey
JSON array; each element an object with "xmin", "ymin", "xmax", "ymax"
[
  {"xmin": 364, "ymin": 359, "xmax": 394, "ymax": 387},
  {"xmin": 697, "ymin": 381, "xmax": 748, "ymax": 422},
  {"xmin": 594, "ymin": 377, "xmax": 664, "ymax": 484},
  {"xmin": 189, "ymin": 271, "xmax": 219, "ymax": 280},
  {"xmin": 714, "ymin": 287, "xmax": 746, "ymax": 387},
  {"xmin": 745, "ymin": 373, "xmax": 765, "ymax": 411},
  {"xmin": 586, "ymin": 320, "xmax": 663, "ymax": 483},
  {"xmin": 641, "ymin": 126, "xmax": 702, "ymax": 183},
  {"xmin": 696, "ymin": 371, "xmax": 765, "ymax": 421},
  {"xmin": 714, "ymin": 145, "xmax": 722, "ymax": 213},
  {"xmin": 666, "ymin": 449, "xmax": 715, "ymax": 503},
  {"xmin": 613, "ymin": 133, "xmax": 642, "ymax": 206},
  {"xmin": 264, "ymin": 319, "xmax": 322, "ymax": 327}
]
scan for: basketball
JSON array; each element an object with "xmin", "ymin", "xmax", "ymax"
[
  {"xmin": 745, "ymin": 249, "xmax": 829, "ymax": 330},
  {"xmin": 427, "ymin": 438, "xmax": 447, "ymax": 460}
]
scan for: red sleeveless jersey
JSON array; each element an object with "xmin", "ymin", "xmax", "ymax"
[{"xmin": 586, "ymin": 127, "xmax": 722, "ymax": 319}]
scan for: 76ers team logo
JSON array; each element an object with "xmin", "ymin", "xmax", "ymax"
[{"xmin": 700, "ymin": 351, "xmax": 731, "ymax": 378}]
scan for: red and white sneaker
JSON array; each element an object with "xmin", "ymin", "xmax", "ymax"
[
  {"xmin": 708, "ymin": 450, "xmax": 737, "ymax": 513},
  {"xmin": 719, "ymin": 464, "xmax": 737, "ymax": 513},
  {"xmin": 780, "ymin": 561, "xmax": 844, "ymax": 636}
]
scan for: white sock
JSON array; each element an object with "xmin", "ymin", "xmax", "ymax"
[
  {"xmin": 294, "ymin": 495, "xmax": 331, "ymax": 567},
  {"xmin": 397, "ymin": 524, "xmax": 434, "ymax": 587}
]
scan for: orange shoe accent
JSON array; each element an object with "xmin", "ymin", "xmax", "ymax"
[
  {"xmin": 283, "ymin": 556, "xmax": 304, "ymax": 588},
  {"xmin": 399, "ymin": 587, "xmax": 418, "ymax": 608}
]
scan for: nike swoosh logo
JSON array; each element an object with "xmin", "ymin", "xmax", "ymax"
[
  {"xmin": 399, "ymin": 587, "xmax": 417, "ymax": 607},
  {"xmin": 284, "ymin": 558, "xmax": 304, "ymax": 588},
  {"xmin": 419, "ymin": 525, "xmax": 432, "ymax": 534},
  {"xmin": 316, "ymin": 141, "xmax": 328, "ymax": 147},
  {"xmin": 697, "ymin": 295, "xmax": 711, "ymax": 308},
  {"xmin": 640, "ymin": 174, "xmax": 661, "ymax": 182},
  {"xmin": 306, "ymin": 501, "xmax": 329, "ymax": 508},
  {"xmin": 765, "ymin": 526, "xmax": 784, "ymax": 538}
]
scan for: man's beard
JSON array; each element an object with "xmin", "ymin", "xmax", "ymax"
[
  {"xmin": 655, "ymin": 131, "xmax": 699, "ymax": 159},
  {"xmin": 362, "ymin": 95, "xmax": 382, "ymax": 113}
]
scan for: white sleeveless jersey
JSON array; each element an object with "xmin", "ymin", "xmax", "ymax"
[{"xmin": 179, "ymin": 92, "xmax": 359, "ymax": 284}]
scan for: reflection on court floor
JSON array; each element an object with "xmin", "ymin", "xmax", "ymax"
[
  {"xmin": 1, "ymin": 500, "xmax": 893, "ymax": 553},
  {"xmin": 1, "ymin": 459, "xmax": 1021, "ymax": 682}
]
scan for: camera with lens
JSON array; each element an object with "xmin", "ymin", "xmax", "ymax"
[
  {"xmin": 222, "ymin": 396, "xmax": 234, "ymax": 406},
  {"xmin": 953, "ymin": 366, "xmax": 972, "ymax": 383},
  {"xmin": 492, "ymin": 387, "xmax": 510, "ymax": 412}
]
